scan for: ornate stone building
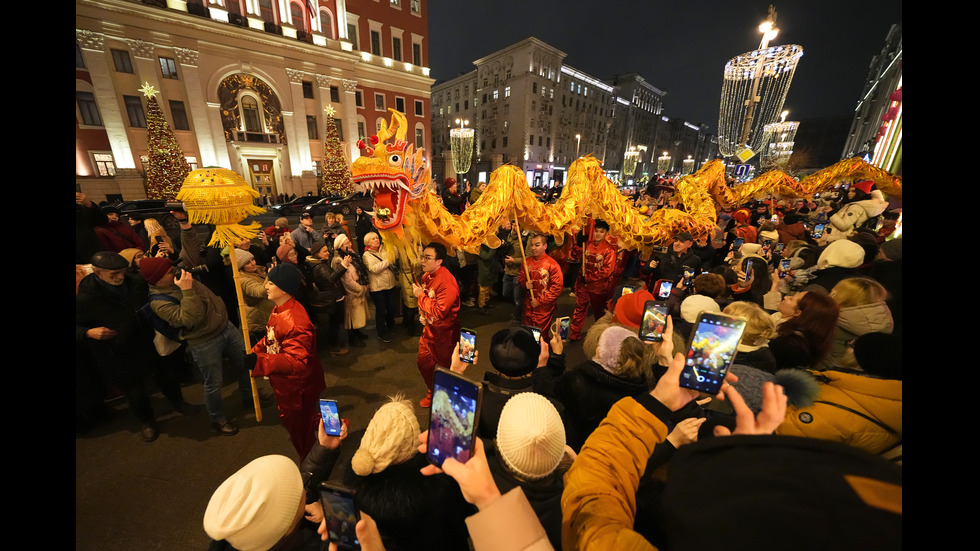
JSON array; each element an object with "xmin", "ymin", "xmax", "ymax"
[{"xmin": 76, "ymin": 0, "xmax": 432, "ymax": 202}]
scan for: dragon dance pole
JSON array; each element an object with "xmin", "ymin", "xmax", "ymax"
[{"xmin": 512, "ymin": 215, "xmax": 535, "ymax": 303}]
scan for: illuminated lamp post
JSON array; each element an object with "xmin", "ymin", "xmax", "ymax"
[
  {"xmin": 718, "ymin": 5, "xmax": 803, "ymax": 162},
  {"xmin": 657, "ymin": 151, "xmax": 672, "ymax": 174},
  {"xmin": 623, "ymin": 147, "xmax": 639, "ymax": 177},
  {"xmin": 575, "ymin": 133, "xmax": 581, "ymax": 158},
  {"xmin": 761, "ymin": 110, "xmax": 799, "ymax": 171},
  {"xmin": 450, "ymin": 118, "xmax": 474, "ymax": 177},
  {"xmin": 682, "ymin": 155, "xmax": 695, "ymax": 175}
]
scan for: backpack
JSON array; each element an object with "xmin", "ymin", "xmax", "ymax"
[{"xmin": 139, "ymin": 294, "xmax": 184, "ymax": 343}]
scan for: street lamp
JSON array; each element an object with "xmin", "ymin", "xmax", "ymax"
[
  {"xmin": 658, "ymin": 151, "xmax": 672, "ymax": 174},
  {"xmin": 718, "ymin": 5, "xmax": 803, "ymax": 161},
  {"xmin": 575, "ymin": 134, "xmax": 581, "ymax": 158}
]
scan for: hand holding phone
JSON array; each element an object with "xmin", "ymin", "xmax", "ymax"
[
  {"xmin": 639, "ymin": 301, "xmax": 668, "ymax": 342},
  {"xmin": 426, "ymin": 368, "xmax": 482, "ymax": 467},
  {"xmin": 557, "ymin": 316, "xmax": 570, "ymax": 341},
  {"xmin": 458, "ymin": 329, "xmax": 477, "ymax": 364},
  {"xmin": 679, "ymin": 312, "xmax": 747, "ymax": 395},
  {"xmin": 318, "ymin": 483, "xmax": 361, "ymax": 550},
  {"xmin": 319, "ymin": 399, "xmax": 342, "ymax": 436}
]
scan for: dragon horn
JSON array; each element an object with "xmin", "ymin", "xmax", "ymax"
[{"xmin": 377, "ymin": 108, "xmax": 407, "ymax": 143}]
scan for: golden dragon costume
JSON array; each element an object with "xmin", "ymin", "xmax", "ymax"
[{"xmin": 351, "ymin": 110, "xmax": 902, "ymax": 263}]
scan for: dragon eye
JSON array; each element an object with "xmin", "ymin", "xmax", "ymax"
[{"xmin": 387, "ymin": 154, "xmax": 401, "ymax": 166}]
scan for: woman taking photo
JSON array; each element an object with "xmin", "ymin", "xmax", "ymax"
[{"xmin": 769, "ymin": 290, "xmax": 839, "ymax": 370}]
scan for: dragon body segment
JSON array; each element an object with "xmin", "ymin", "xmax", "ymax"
[{"xmin": 350, "ymin": 110, "xmax": 902, "ymax": 262}]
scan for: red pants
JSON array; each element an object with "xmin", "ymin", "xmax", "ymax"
[
  {"xmin": 417, "ymin": 323, "xmax": 459, "ymax": 391},
  {"xmin": 569, "ymin": 279, "xmax": 610, "ymax": 339}
]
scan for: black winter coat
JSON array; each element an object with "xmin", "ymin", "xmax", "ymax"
[{"xmin": 554, "ymin": 360, "xmax": 650, "ymax": 452}]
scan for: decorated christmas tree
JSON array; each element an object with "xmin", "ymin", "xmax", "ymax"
[
  {"xmin": 320, "ymin": 105, "xmax": 355, "ymax": 197},
  {"xmin": 141, "ymin": 82, "xmax": 190, "ymax": 200}
]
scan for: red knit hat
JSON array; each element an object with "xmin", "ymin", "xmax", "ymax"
[
  {"xmin": 852, "ymin": 180, "xmax": 874, "ymax": 194},
  {"xmin": 612, "ymin": 289, "xmax": 654, "ymax": 329},
  {"xmin": 139, "ymin": 257, "xmax": 173, "ymax": 284}
]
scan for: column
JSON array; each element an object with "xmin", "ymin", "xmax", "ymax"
[
  {"xmin": 76, "ymin": 30, "xmax": 138, "ymax": 171},
  {"xmin": 341, "ymin": 78, "xmax": 359, "ymax": 161}
]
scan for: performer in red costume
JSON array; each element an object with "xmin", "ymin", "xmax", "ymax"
[
  {"xmin": 568, "ymin": 219, "xmax": 617, "ymax": 341},
  {"xmin": 244, "ymin": 263, "xmax": 326, "ymax": 459},
  {"xmin": 518, "ymin": 233, "xmax": 564, "ymax": 340},
  {"xmin": 412, "ymin": 242, "xmax": 461, "ymax": 408}
]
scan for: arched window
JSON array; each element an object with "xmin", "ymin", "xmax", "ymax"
[
  {"xmin": 414, "ymin": 122, "xmax": 425, "ymax": 149},
  {"xmin": 319, "ymin": 9, "xmax": 334, "ymax": 39},
  {"xmin": 290, "ymin": 1, "xmax": 306, "ymax": 33},
  {"xmin": 240, "ymin": 95, "xmax": 262, "ymax": 132}
]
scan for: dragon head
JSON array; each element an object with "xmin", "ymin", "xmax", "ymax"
[{"xmin": 351, "ymin": 109, "xmax": 429, "ymax": 233}]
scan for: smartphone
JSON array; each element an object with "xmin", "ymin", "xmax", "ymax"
[
  {"xmin": 319, "ymin": 399, "xmax": 342, "ymax": 436},
  {"xmin": 778, "ymin": 259, "xmax": 791, "ymax": 277},
  {"xmin": 558, "ymin": 316, "xmax": 570, "ymax": 340},
  {"xmin": 812, "ymin": 223, "xmax": 826, "ymax": 239},
  {"xmin": 155, "ymin": 235, "xmax": 165, "ymax": 244},
  {"xmin": 770, "ymin": 214, "xmax": 779, "ymax": 224},
  {"xmin": 774, "ymin": 242, "xmax": 786, "ymax": 254},
  {"xmin": 656, "ymin": 280, "xmax": 673, "ymax": 300},
  {"xmin": 761, "ymin": 239, "xmax": 772, "ymax": 255},
  {"xmin": 459, "ymin": 328, "xmax": 476, "ymax": 364},
  {"xmin": 522, "ymin": 325, "xmax": 542, "ymax": 343},
  {"xmin": 680, "ymin": 312, "xmax": 748, "ymax": 394},
  {"xmin": 426, "ymin": 368, "xmax": 482, "ymax": 467},
  {"xmin": 682, "ymin": 267, "xmax": 695, "ymax": 288},
  {"xmin": 638, "ymin": 301, "xmax": 668, "ymax": 342},
  {"xmin": 76, "ymin": 183, "xmax": 82, "ymax": 193},
  {"xmin": 318, "ymin": 483, "xmax": 360, "ymax": 550},
  {"xmin": 732, "ymin": 237, "xmax": 745, "ymax": 250},
  {"xmin": 742, "ymin": 260, "xmax": 754, "ymax": 282},
  {"xmin": 612, "ymin": 284, "xmax": 637, "ymax": 304}
]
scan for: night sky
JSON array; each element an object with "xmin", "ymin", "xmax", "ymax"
[{"xmin": 427, "ymin": 1, "xmax": 902, "ymax": 130}]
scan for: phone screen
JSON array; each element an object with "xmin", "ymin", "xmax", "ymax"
[
  {"xmin": 743, "ymin": 261, "xmax": 754, "ymax": 282},
  {"xmin": 683, "ymin": 268, "xmax": 695, "ymax": 286},
  {"xmin": 426, "ymin": 369, "xmax": 481, "ymax": 467},
  {"xmin": 680, "ymin": 313, "xmax": 747, "ymax": 394},
  {"xmin": 638, "ymin": 301, "xmax": 668, "ymax": 342},
  {"xmin": 613, "ymin": 284, "xmax": 636, "ymax": 303},
  {"xmin": 657, "ymin": 281, "xmax": 673, "ymax": 299},
  {"xmin": 319, "ymin": 484, "xmax": 360, "ymax": 550},
  {"xmin": 459, "ymin": 329, "xmax": 476, "ymax": 364},
  {"xmin": 774, "ymin": 242, "xmax": 786, "ymax": 253},
  {"xmin": 558, "ymin": 317, "xmax": 570, "ymax": 340},
  {"xmin": 779, "ymin": 259, "xmax": 791, "ymax": 272},
  {"xmin": 812, "ymin": 224, "xmax": 826, "ymax": 238},
  {"xmin": 522, "ymin": 325, "xmax": 542, "ymax": 343},
  {"xmin": 733, "ymin": 237, "xmax": 745, "ymax": 249},
  {"xmin": 319, "ymin": 399, "xmax": 342, "ymax": 436},
  {"xmin": 770, "ymin": 215, "xmax": 779, "ymax": 223}
]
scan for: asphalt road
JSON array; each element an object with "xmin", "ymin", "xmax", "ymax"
[{"xmin": 75, "ymin": 289, "xmax": 589, "ymax": 551}]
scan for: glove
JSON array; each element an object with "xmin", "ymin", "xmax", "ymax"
[{"xmin": 244, "ymin": 353, "xmax": 258, "ymax": 372}]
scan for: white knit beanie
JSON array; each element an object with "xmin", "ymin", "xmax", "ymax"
[
  {"xmin": 235, "ymin": 250, "xmax": 255, "ymax": 270},
  {"xmin": 334, "ymin": 233, "xmax": 350, "ymax": 250},
  {"xmin": 680, "ymin": 295, "xmax": 721, "ymax": 324},
  {"xmin": 816, "ymin": 239, "xmax": 865, "ymax": 270},
  {"xmin": 351, "ymin": 396, "xmax": 421, "ymax": 476},
  {"xmin": 203, "ymin": 455, "xmax": 302, "ymax": 551},
  {"xmin": 496, "ymin": 393, "xmax": 566, "ymax": 481}
]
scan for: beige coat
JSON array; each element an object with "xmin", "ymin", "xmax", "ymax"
[
  {"xmin": 333, "ymin": 255, "xmax": 367, "ymax": 329},
  {"xmin": 362, "ymin": 248, "xmax": 398, "ymax": 292}
]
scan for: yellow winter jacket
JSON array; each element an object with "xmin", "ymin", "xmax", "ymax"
[
  {"xmin": 562, "ymin": 396, "xmax": 668, "ymax": 551},
  {"xmin": 777, "ymin": 369, "xmax": 902, "ymax": 455}
]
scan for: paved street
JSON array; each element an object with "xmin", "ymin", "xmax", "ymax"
[{"xmin": 76, "ymin": 289, "xmax": 588, "ymax": 551}]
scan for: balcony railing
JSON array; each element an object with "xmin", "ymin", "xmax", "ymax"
[{"xmin": 233, "ymin": 131, "xmax": 280, "ymax": 144}]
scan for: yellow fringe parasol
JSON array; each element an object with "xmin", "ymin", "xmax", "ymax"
[{"xmin": 176, "ymin": 168, "xmax": 266, "ymax": 248}]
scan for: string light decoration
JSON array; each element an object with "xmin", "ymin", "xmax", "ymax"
[
  {"xmin": 658, "ymin": 151, "xmax": 672, "ymax": 174},
  {"xmin": 717, "ymin": 6, "xmax": 803, "ymax": 161},
  {"xmin": 682, "ymin": 155, "xmax": 695, "ymax": 175},
  {"xmin": 450, "ymin": 118, "xmax": 474, "ymax": 176},
  {"xmin": 623, "ymin": 147, "xmax": 640, "ymax": 177},
  {"xmin": 320, "ymin": 105, "xmax": 355, "ymax": 197},
  {"xmin": 141, "ymin": 82, "xmax": 190, "ymax": 200},
  {"xmin": 761, "ymin": 110, "xmax": 799, "ymax": 171}
]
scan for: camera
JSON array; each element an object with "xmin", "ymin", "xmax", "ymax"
[{"xmin": 173, "ymin": 263, "xmax": 209, "ymax": 277}]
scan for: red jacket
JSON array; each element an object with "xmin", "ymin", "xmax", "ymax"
[
  {"xmin": 519, "ymin": 253, "xmax": 563, "ymax": 333},
  {"xmin": 252, "ymin": 297, "xmax": 325, "ymax": 391},
  {"xmin": 579, "ymin": 239, "xmax": 616, "ymax": 293},
  {"xmin": 95, "ymin": 221, "xmax": 146, "ymax": 252}
]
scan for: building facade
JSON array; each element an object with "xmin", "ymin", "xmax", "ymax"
[
  {"xmin": 76, "ymin": 0, "xmax": 432, "ymax": 203},
  {"xmin": 429, "ymin": 37, "xmax": 716, "ymax": 190},
  {"xmin": 840, "ymin": 23, "xmax": 902, "ymax": 173}
]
